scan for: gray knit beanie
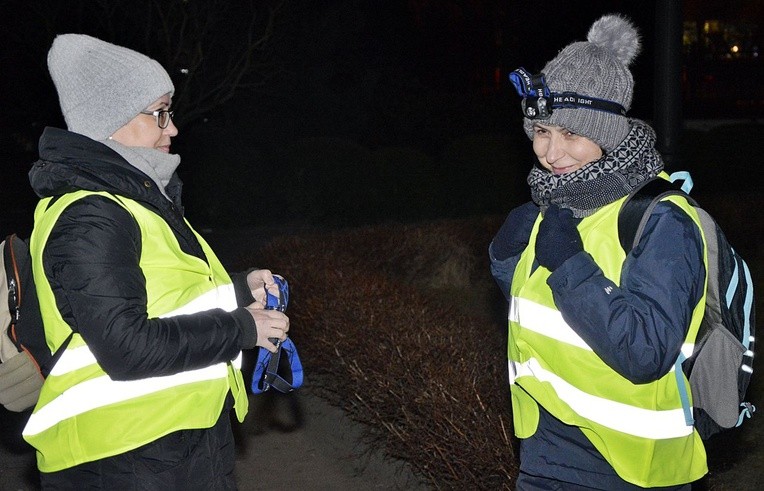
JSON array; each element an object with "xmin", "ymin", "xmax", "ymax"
[
  {"xmin": 47, "ymin": 34, "xmax": 174, "ymax": 141},
  {"xmin": 521, "ymin": 14, "xmax": 641, "ymax": 152}
]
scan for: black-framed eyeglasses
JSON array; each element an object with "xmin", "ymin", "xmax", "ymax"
[{"xmin": 139, "ymin": 109, "xmax": 174, "ymax": 129}]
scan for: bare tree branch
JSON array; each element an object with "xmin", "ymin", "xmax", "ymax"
[{"xmin": 20, "ymin": 0, "xmax": 290, "ymax": 128}]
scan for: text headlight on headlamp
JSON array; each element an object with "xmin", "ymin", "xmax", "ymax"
[{"xmin": 509, "ymin": 68, "xmax": 626, "ymax": 120}]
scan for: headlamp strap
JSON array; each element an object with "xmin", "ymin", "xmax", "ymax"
[
  {"xmin": 552, "ymin": 92, "xmax": 626, "ymax": 116},
  {"xmin": 508, "ymin": 68, "xmax": 626, "ymax": 119},
  {"xmin": 509, "ymin": 67, "xmax": 550, "ymax": 98}
]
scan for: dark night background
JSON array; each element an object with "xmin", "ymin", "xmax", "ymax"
[
  {"xmin": 1, "ymin": 0, "xmax": 762, "ymax": 234},
  {"xmin": 1, "ymin": 2, "xmax": 763, "ymax": 488}
]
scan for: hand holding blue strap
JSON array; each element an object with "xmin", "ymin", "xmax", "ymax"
[{"xmin": 252, "ymin": 276, "xmax": 304, "ymax": 394}]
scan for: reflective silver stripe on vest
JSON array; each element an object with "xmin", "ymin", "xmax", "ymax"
[
  {"xmin": 24, "ymin": 362, "xmax": 231, "ymax": 436},
  {"xmin": 161, "ymin": 283, "xmax": 237, "ymax": 318},
  {"xmin": 508, "ymin": 296, "xmax": 696, "ymax": 439},
  {"xmin": 510, "ymin": 357, "xmax": 694, "ymax": 439},
  {"xmin": 47, "ymin": 344, "xmax": 242, "ymax": 379},
  {"xmin": 509, "ymin": 297, "xmax": 695, "ymax": 367},
  {"xmin": 509, "ymin": 296, "xmax": 592, "ymax": 351},
  {"xmin": 49, "ymin": 283, "xmax": 238, "ymax": 377},
  {"xmin": 25, "ymin": 283, "xmax": 242, "ymax": 436}
]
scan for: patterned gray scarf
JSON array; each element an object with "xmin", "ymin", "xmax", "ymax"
[{"xmin": 528, "ymin": 119, "xmax": 664, "ymax": 217}]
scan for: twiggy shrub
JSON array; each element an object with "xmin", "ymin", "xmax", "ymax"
[
  {"xmin": 252, "ymin": 217, "xmax": 518, "ymax": 489},
  {"xmin": 243, "ymin": 201, "xmax": 762, "ymax": 490}
]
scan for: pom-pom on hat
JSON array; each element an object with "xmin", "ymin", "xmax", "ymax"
[
  {"xmin": 522, "ymin": 14, "xmax": 641, "ymax": 152},
  {"xmin": 47, "ymin": 34, "xmax": 174, "ymax": 141}
]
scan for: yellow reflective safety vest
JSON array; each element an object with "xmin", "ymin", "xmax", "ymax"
[
  {"xmin": 23, "ymin": 190, "xmax": 248, "ymax": 472},
  {"xmin": 508, "ymin": 193, "xmax": 708, "ymax": 487}
]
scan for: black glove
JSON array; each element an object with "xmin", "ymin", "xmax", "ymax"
[
  {"xmin": 491, "ymin": 201, "xmax": 540, "ymax": 260},
  {"xmin": 535, "ymin": 204, "xmax": 583, "ymax": 271}
]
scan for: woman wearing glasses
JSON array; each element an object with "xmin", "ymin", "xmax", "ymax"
[{"xmin": 24, "ymin": 34, "xmax": 288, "ymax": 489}]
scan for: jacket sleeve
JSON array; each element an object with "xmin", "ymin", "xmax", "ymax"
[
  {"xmin": 489, "ymin": 201, "xmax": 540, "ymax": 299},
  {"xmin": 489, "ymin": 241, "xmax": 522, "ymax": 301},
  {"xmin": 43, "ymin": 195, "xmax": 253, "ymax": 381},
  {"xmin": 229, "ymin": 270, "xmax": 256, "ymax": 307},
  {"xmin": 546, "ymin": 202, "xmax": 705, "ymax": 384}
]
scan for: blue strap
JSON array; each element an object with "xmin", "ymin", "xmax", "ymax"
[
  {"xmin": 669, "ymin": 171, "xmax": 694, "ymax": 194},
  {"xmin": 737, "ymin": 402, "xmax": 756, "ymax": 427},
  {"xmin": 265, "ymin": 275, "xmax": 289, "ymax": 312},
  {"xmin": 262, "ymin": 338, "xmax": 303, "ymax": 393},
  {"xmin": 252, "ymin": 275, "xmax": 303, "ymax": 394},
  {"xmin": 725, "ymin": 252, "xmax": 740, "ymax": 308},
  {"xmin": 724, "ymin": 249, "xmax": 754, "ymax": 351},
  {"xmin": 741, "ymin": 256, "xmax": 754, "ymax": 350},
  {"xmin": 673, "ymin": 353, "xmax": 694, "ymax": 426},
  {"xmin": 508, "ymin": 67, "xmax": 550, "ymax": 98}
]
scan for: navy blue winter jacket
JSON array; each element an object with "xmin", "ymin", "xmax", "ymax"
[{"xmin": 490, "ymin": 200, "xmax": 705, "ymax": 489}]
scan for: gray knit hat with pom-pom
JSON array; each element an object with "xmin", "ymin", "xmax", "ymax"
[{"xmin": 522, "ymin": 14, "xmax": 641, "ymax": 152}]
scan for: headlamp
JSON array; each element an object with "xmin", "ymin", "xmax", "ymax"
[{"xmin": 509, "ymin": 67, "xmax": 626, "ymax": 120}]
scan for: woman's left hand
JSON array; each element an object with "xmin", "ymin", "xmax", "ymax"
[
  {"xmin": 246, "ymin": 269, "xmax": 279, "ymax": 308},
  {"xmin": 536, "ymin": 204, "xmax": 583, "ymax": 271}
]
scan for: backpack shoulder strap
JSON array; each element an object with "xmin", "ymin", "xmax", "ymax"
[{"xmin": 618, "ymin": 177, "xmax": 697, "ymax": 253}]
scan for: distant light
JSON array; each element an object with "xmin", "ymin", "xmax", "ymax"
[
  {"xmin": 731, "ymin": 45, "xmax": 739, "ymax": 54},
  {"xmin": 180, "ymin": 68, "xmax": 189, "ymax": 75}
]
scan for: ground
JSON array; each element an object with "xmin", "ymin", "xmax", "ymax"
[{"xmin": 0, "ymin": 387, "xmax": 426, "ymax": 490}]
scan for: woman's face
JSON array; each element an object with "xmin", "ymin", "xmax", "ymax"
[
  {"xmin": 532, "ymin": 123, "xmax": 603, "ymax": 175},
  {"xmin": 110, "ymin": 94, "xmax": 177, "ymax": 152}
]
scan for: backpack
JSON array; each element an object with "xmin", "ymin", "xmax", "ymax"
[
  {"xmin": 618, "ymin": 173, "xmax": 756, "ymax": 440},
  {"xmin": 0, "ymin": 234, "xmax": 48, "ymax": 412}
]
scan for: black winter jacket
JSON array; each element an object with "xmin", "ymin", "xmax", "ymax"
[{"xmin": 29, "ymin": 127, "xmax": 257, "ymax": 381}]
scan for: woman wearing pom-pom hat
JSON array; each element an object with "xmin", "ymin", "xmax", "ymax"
[{"xmin": 490, "ymin": 15, "xmax": 708, "ymax": 489}]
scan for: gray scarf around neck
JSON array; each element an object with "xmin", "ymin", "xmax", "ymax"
[
  {"xmin": 528, "ymin": 119, "xmax": 664, "ymax": 218},
  {"xmin": 101, "ymin": 139, "xmax": 181, "ymax": 201}
]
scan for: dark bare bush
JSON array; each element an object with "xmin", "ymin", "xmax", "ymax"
[
  {"xmin": 251, "ymin": 217, "xmax": 518, "ymax": 489},
  {"xmin": 239, "ymin": 210, "xmax": 762, "ymax": 490}
]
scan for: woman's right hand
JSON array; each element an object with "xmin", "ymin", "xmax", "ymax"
[
  {"xmin": 245, "ymin": 304, "xmax": 290, "ymax": 352},
  {"xmin": 535, "ymin": 204, "xmax": 583, "ymax": 271},
  {"xmin": 491, "ymin": 201, "xmax": 539, "ymax": 260}
]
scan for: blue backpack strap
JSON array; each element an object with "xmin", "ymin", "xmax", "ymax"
[
  {"xmin": 733, "ymin": 251, "xmax": 755, "ymax": 354},
  {"xmin": 728, "ymin": 246, "xmax": 755, "ymax": 428},
  {"xmin": 673, "ymin": 352, "xmax": 694, "ymax": 426},
  {"xmin": 668, "ymin": 171, "xmax": 694, "ymax": 194},
  {"xmin": 737, "ymin": 402, "xmax": 756, "ymax": 427}
]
